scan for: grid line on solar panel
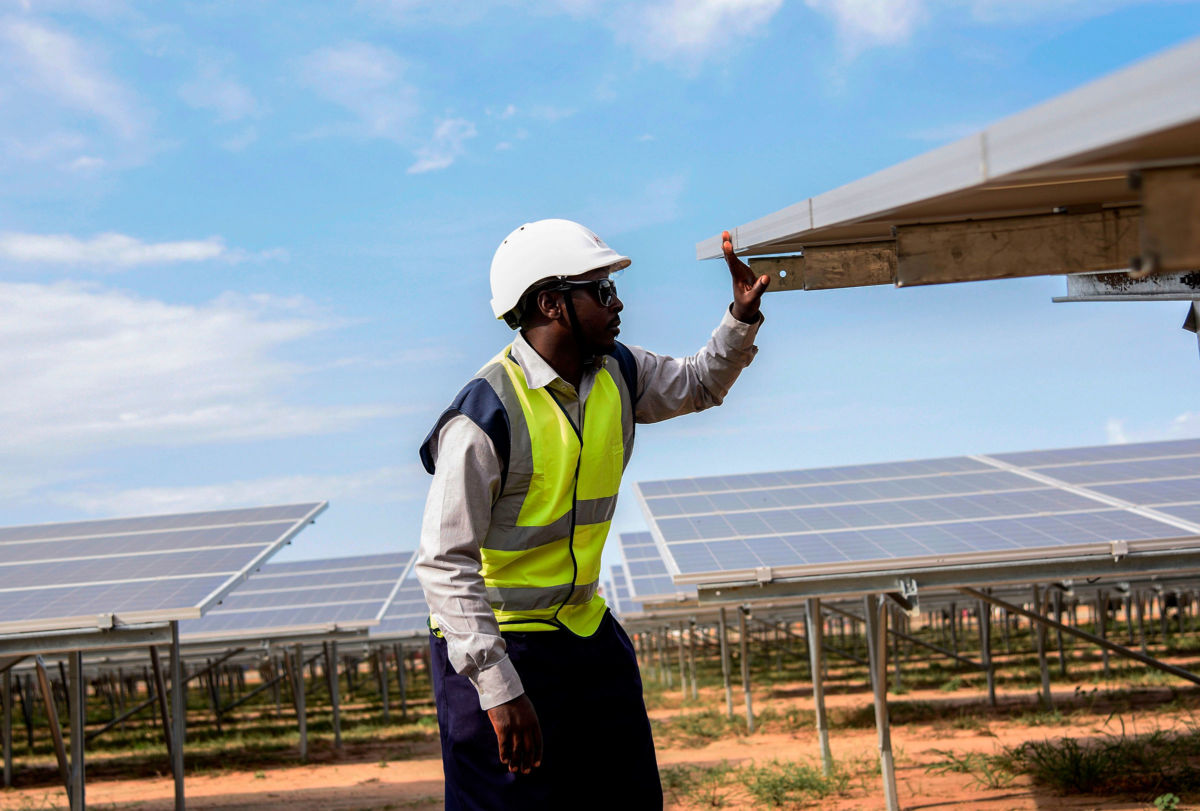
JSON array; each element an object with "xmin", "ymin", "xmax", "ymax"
[
  {"xmin": 0, "ymin": 522, "xmax": 305, "ymax": 559},
  {"xmin": 666, "ymin": 510, "xmax": 1190, "ymax": 575},
  {"xmin": 1033, "ymin": 456, "xmax": 1200, "ymax": 485},
  {"xmin": 203, "ymin": 598, "xmax": 386, "ymax": 615},
  {"xmin": 1086, "ymin": 477, "xmax": 1200, "ymax": 506},
  {"xmin": 0, "ymin": 570, "xmax": 241, "ymax": 594},
  {"xmin": 636, "ymin": 456, "xmax": 990, "ymax": 499},
  {"xmin": 651, "ymin": 490, "xmax": 1107, "ymax": 544},
  {"xmin": 988, "ymin": 438, "xmax": 1200, "ymax": 470},
  {"xmin": 644, "ymin": 473, "xmax": 1052, "ymax": 518},
  {"xmin": 254, "ymin": 553, "xmax": 408, "ymax": 575},
  {"xmin": 0, "ymin": 504, "xmax": 323, "ymax": 545},
  {"xmin": 0, "ymin": 541, "xmax": 277, "ymax": 570},
  {"xmin": 232, "ymin": 578, "xmax": 402, "ymax": 596}
]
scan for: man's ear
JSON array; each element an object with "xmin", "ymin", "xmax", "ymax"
[{"xmin": 537, "ymin": 289, "xmax": 563, "ymax": 321}]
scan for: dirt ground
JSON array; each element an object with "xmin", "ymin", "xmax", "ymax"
[{"xmin": 2, "ymin": 676, "xmax": 1194, "ymax": 811}]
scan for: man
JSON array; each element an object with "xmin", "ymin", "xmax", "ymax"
[{"xmin": 416, "ymin": 219, "xmax": 767, "ymax": 809}]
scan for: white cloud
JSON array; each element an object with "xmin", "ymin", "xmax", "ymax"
[
  {"xmin": 804, "ymin": 0, "xmax": 1156, "ymax": 52},
  {"xmin": 0, "ymin": 281, "xmax": 402, "ymax": 455},
  {"xmin": 0, "ymin": 231, "xmax": 283, "ymax": 268},
  {"xmin": 55, "ymin": 465, "xmax": 426, "ymax": 516},
  {"xmin": 0, "ymin": 17, "xmax": 145, "ymax": 140},
  {"xmin": 804, "ymin": 0, "xmax": 924, "ymax": 48},
  {"xmin": 65, "ymin": 154, "xmax": 106, "ymax": 171},
  {"xmin": 627, "ymin": 0, "xmax": 784, "ymax": 63},
  {"xmin": 221, "ymin": 126, "xmax": 258, "ymax": 152},
  {"xmin": 299, "ymin": 41, "xmax": 418, "ymax": 142},
  {"xmin": 179, "ymin": 59, "xmax": 259, "ymax": 123},
  {"xmin": 408, "ymin": 117, "xmax": 477, "ymax": 174},
  {"xmin": 1107, "ymin": 412, "xmax": 1200, "ymax": 445}
]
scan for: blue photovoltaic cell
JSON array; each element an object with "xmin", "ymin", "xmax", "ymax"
[
  {"xmin": 989, "ymin": 438, "xmax": 1200, "ymax": 470},
  {"xmin": 1157, "ymin": 504, "xmax": 1200, "ymax": 526},
  {"xmin": 618, "ymin": 531, "xmax": 696, "ymax": 602},
  {"xmin": 0, "ymin": 501, "xmax": 326, "ymax": 633},
  {"xmin": 643, "ymin": 470, "xmax": 1039, "ymax": 517},
  {"xmin": 1036, "ymin": 456, "xmax": 1200, "ymax": 485},
  {"xmin": 637, "ymin": 456, "xmax": 990, "ymax": 498},
  {"xmin": 610, "ymin": 565, "xmax": 644, "ymax": 616},
  {"xmin": 666, "ymin": 510, "xmax": 1188, "ymax": 575},
  {"xmin": 372, "ymin": 557, "xmax": 431, "ymax": 638},
  {"xmin": 182, "ymin": 551, "xmax": 410, "ymax": 639},
  {"xmin": 652, "ymin": 489, "xmax": 1102, "ymax": 544},
  {"xmin": 0, "ymin": 504, "xmax": 319, "ymax": 544},
  {"xmin": 1088, "ymin": 477, "xmax": 1200, "ymax": 506}
]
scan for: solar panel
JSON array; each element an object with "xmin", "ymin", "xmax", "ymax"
[
  {"xmin": 1035, "ymin": 455, "xmax": 1200, "ymax": 485},
  {"xmin": 635, "ymin": 438, "xmax": 1200, "ymax": 587},
  {"xmin": 0, "ymin": 503, "xmax": 326, "ymax": 635},
  {"xmin": 180, "ymin": 550, "xmax": 411, "ymax": 641},
  {"xmin": 617, "ymin": 532, "xmax": 697, "ymax": 603},
  {"xmin": 371, "ymin": 553, "xmax": 429, "ymax": 639},
  {"xmin": 610, "ymin": 565, "xmax": 644, "ymax": 617}
]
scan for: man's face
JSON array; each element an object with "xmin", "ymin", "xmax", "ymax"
[{"xmin": 558, "ymin": 267, "xmax": 624, "ymax": 353}]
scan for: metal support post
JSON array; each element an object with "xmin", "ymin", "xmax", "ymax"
[
  {"xmin": 979, "ymin": 598, "xmax": 996, "ymax": 707},
  {"xmin": 169, "ymin": 623, "xmax": 185, "ymax": 811},
  {"xmin": 148, "ymin": 647, "xmax": 173, "ymax": 765},
  {"xmin": 676, "ymin": 623, "xmax": 686, "ymax": 694},
  {"xmin": 205, "ymin": 661, "xmax": 221, "ymax": 735},
  {"xmin": 3, "ymin": 669, "xmax": 12, "ymax": 788},
  {"xmin": 17, "ymin": 675, "xmax": 35, "ymax": 750},
  {"xmin": 1097, "ymin": 594, "xmax": 1111, "ymax": 678},
  {"xmin": 1135, "ymin": 591, "xmax": 1149, "ymax": 655},
  {"xmin": 1054, "ymin": 589, "xmax": 1067, "ymax": 676},
  {"xmin": 1031, "ymin": 586, "xmax": 1054, "ymax": 710},
  {"xmin": 292, "ymin": 644, "xmax": 307, "ymax": 762},
  {"xmin": 864, "ymin": 595, "xmax": 899, "ymax": 811},
  {"xmin": 805, "ymin": 598, "xmax": 832, "ymax": 776},
  {"xmin": 717, "ymin": 607, "xmax": 734, "ymax": 720},
  {"xmin": 35, "ymin": 657, "xmax": 70, "ymax": 790},
  {"xmin": 326, "ymin": 641, "xmax": 342, "ymax": 751},
  {"xmin": 948, "ymin": 601, "xmax": 959, "ymax": 656},
  {"xmin": 271, "ymin": 657, "xmax": 282, "ymax": 716},
  {"xmin": 394, "ymin": 644, "xmax": 408, "ymax": 719},
  {"xmin": 737, "ymin": 607, "xmax": 754, "ymax": 733},
  {"xmin": 67, "ymin": 651, "xmax": 84, "ymax": 811},
  {"xmin": 963, "ymin": 587, "xmax": 1200, "ymax": 687},
  {"xmin": 377, "ymin": 650, "xmax": 390, "ymax": 723},
  {"xmin": 687, "ymin": 619, "xmax": 699, "ymax": 700}
]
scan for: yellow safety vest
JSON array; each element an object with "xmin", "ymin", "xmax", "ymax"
[{"xmin": 421, "ymin": 343, "xmax": 637, "ymax": 636}]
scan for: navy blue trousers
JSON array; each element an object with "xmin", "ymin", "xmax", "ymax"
[{"xmin": 430, "ymin": 611, "xmax": 663, "ymax": 810}]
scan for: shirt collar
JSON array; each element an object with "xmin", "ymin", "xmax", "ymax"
[{"xmin": 510, "ymin": 331, "xmax": 607, "ymax": 391}]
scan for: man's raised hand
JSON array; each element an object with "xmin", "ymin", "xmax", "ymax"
[{"xmin": 723, "ymin": 229, "xmax": 769, "ymax": 323}]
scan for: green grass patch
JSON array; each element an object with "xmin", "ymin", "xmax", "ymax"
[{"xmin": 741, "ymin": 759, "xmax": 851, "ymax": 808}]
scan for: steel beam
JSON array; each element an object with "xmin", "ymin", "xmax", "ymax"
[
  {"xmin": 67, "ymin": 652, "xmax": 84, "ymax": 811},
  {"xmin": 717, "ymin": 607, "xmax": 734, "ymax": 720},
  {"xmin": 1055, "ymin": 269, "xmax": 1200, "ymax": 301},
  {"xmin": 35, "ymin": 657, "xmax": 70, "ymax": 791},
  {"xmin": 962, "ymin": 587, "xmax": 1200, "ymax": 687},
  {"xmin": 864, "ymin": 595, "xmax": 899, "ymax": 811},
  {"xmin": 0, "ymin": 625, "xmax": 173, "ymax": 659},
  {"xmin": 3, "ymin": 669, "xmax": 12, "ymax": 788},
  {"xmin": 169, "ymin": 623, "xmax": 185, "ymax": 811},
  {"xmin": 326, "ymin": 641, "xmax": 342, "ymax": 752},
  {"xmin": 696, "ymin": 548, "xmax": 1200, "ymax": 604},
  {"xmin": 805, "ymin": 599, "xmax": 832, "ymax": 777},
  {"xmin": 1137, "ymin": 165, "xmax": 1200, "ymax": 273},
  {"xmin": 737, "ymin": 607, "xmax": 754, "ymax": 734}
]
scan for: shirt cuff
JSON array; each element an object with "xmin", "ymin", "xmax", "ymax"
[
  {"xmin": 470, "ymin": 656, "xmax": 526, "ymax": 711},
  {"xmin": 721, "ymin": 305, "xmax": 764, "ymax": 347}
]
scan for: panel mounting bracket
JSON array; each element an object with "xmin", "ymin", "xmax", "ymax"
[
  {"xmin": 1110, "ymin": 539, "xmax": 1129, "ymax": 561},
  {"xmin": 888, "ymin": 577, "xmax": 921, "ymax": 616},
  {"xmin": 755, "ymin": 566, "xmax": 773, "ymax": 584}
]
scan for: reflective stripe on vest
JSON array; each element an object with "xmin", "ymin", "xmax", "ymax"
[{"xmin": 472, "ymin": 346, "xmax": 634, "ymax": 635}]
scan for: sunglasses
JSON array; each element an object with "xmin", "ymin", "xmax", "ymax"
[{"xmin": 552, "ymin": 277, "xmax": 619, "ymax": 307}]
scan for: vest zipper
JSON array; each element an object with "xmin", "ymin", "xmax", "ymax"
[{"xmin": 547, "ymin": 387, "xmax": 583, "ymax": 634}]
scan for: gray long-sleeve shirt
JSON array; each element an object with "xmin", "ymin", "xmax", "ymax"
[{"xmin": 415, "ymin": 308, "xmax": 763, "ymax": 710}]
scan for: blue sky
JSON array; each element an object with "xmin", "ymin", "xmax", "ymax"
[{"xmin": 2, "ymin": 0, "xmax": 1199, "ymax": 577}]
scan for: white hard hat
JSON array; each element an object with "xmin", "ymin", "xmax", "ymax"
[{"xmin": 490, "ymin": 219, "xmax": 631, "ymax": 326}]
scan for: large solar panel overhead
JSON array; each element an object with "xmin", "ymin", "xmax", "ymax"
[
  {"xmin": 618, "ymin": 532, "xmax": 696, "ymax": 603},
  {"xmin": 180, "ymin": 551, "xmax": 412, "ymax": 642},
  {"xmin": 0, "ymin": 503, "xmax": 327, "ymax": 635},
  {"xmin": 634, "ymin": 439, "xmax": 1200, "ymax": 587},
  {"xmin": 371, "ymin": 553, "xmax": 429, "ymax": 639}
]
